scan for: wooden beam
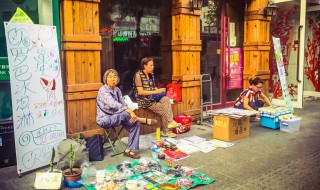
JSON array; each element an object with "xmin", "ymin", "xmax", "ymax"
[
  {"xmin": 62, "ymin": 35, "xmax": 101, "ymax": 42},
  {"xmin": 172, "ymin": 40, "xmax": 202, "ymax": 46},
  {"xmin": 172, "ymin": 75, "xmax": 201, "ymax": 81},
  {"xmin": 65, "ymin": 83, "xmax": 102, "ymax": 92},
  {"xmin": 181, "ymin": 81, "xmax": 201, "ymax": 87},
  {"xmin": 62, "ymin": 42, "xmax": 101, "ymax": 50},
  {"xmin": 62, "ymin": 0, "xmax": 100, "ymax": 3},
  {"xmin": 65, "ymin": 91, "xmax": 98, "ymax": 100},
  {"xmin": 172, "ymin": 45, "xmax": 202, "ymax": 51}
]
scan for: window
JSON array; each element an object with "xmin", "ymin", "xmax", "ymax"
[{"xmin": 100, "ymin": 0, "xmax": 163, "ymax": 95}]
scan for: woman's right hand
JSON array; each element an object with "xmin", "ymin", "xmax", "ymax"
[{"xmin": 129, "ymin": 112, "xmax": 137, "ymax": 123}]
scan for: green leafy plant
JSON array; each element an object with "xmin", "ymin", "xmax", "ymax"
[
  {"xmin": 69, "ymin": 144, "xmax": 75, "ymax": 175},
  {"xmin": 49, "ymin": 147, "xmax": 55, "ymax": 173}
]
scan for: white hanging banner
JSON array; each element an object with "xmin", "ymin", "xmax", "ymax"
[
  {"xmin": 4, "ymin": 22, "xmax": 66, "ymax": 174},
  {"xmin": 272, "ymin": 36, "xmax": 294, "ymax": 113}
]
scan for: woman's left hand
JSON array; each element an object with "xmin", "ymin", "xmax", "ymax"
[{"xmin": 129, "ymin": 112, "xmax": 137, "ymax": 123}]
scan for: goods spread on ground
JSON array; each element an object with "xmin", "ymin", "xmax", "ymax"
[{"xmin": 84, "ymin": 158, "xmax": 214, "ymax": 190}]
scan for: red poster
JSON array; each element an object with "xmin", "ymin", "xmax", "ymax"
[{"xmin": 226, "ymin": 48, "xmax": 243, "ymax": 89}]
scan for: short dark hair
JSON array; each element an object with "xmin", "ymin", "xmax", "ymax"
[
  {"xmin": 249, "ymin": 77, "xmax": 264, "ymax": 86},
  {"xmin": 103, "ymin": 69, "xmax": 120, "ymax": 84},
  {"xmin": 141, "ymin": 57, "xmax": 153, "ymax": 69}
]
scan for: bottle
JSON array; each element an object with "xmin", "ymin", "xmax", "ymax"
[{"xmin": 156, "ymin": 127, "xmax": 160, "ymax": 140}]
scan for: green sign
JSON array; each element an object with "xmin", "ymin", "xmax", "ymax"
[
  {"xmin": 0, "ymin": 58, "xmax": 9, "ymax": 80},
  {"xmin": 113, "ymin": 37, "xmax": 129, "ymax": 42},
  {"xmin": 9, "ymin": 7, "xmax": 34, "ymax": 24}
]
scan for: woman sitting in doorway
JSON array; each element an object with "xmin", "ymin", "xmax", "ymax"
[
  {"xmin": 96, "ymin": 69, "xmax": 157, "ymax": 159},
  {"xmin": 234, "ymin": 77, "xmax": 272, "ymax": 115},
  {"xmin": 133, "ymin": 57, "xmax": 181, "ymax": 138}
]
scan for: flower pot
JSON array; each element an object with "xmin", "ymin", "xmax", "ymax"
[{"xmin": 62, "ymin": 168, "xmax": 82, "ymax": 182}]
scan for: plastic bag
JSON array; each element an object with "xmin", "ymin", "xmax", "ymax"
[
  {"xmin": 173, "ymin": 114, "xmax": 192, "ymax": 134},
  {"xmin": 80, "ymin": 162, "xmax": 97, "ymax": 186},
  {"xmin": 123, "ymin": 95, "xmax": 138, "ymax": 111},
  {"xmin": 166, "ymin": 81, "xmax": 181, "ymax": 103}
]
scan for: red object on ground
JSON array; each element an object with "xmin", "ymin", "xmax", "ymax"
[{"xmin": 163, "ymin": 149, "xmax": 188, "ymax": 159}]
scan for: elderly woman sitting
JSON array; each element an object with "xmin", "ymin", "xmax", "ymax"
[{"xmin": 96, "ymin": 69, "xmax": 156, "ymax": 159}]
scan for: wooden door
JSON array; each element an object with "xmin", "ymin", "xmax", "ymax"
[{"xmin": 60, "ymin": 0, "xmax": 104, "ymax": 137}]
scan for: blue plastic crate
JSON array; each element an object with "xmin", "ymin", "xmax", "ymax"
[{"xmin": 261, "ymin": 116, "xmax": 280, "ymax": 129}]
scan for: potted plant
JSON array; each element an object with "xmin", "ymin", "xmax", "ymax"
[
  {"xmin": 49, "ymin": 147, "xmax": 55, "ymax": 173},
  {"xmin": 62, "ymin": 145, "xmax": 83, "ymax": 182}
]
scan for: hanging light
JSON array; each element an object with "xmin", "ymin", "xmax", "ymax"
[
  {"xmin": 189, "ymin": 0, "xmax": 203, "ymax": 11},
  {"xmin": 264, "ymin": 1, "xmax": 278, "ymax": 17}
]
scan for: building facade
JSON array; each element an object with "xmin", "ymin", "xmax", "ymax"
[{"xmin": 0, "ymin": 0, "xmax": 319, "ymax": 138}]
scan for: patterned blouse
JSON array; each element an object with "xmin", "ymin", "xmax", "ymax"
[
  {"xmin": 234, "ymin": 87, "xmax": 261, "ymax": 107},
  {"xmin": 134, "ymin": 70, "xmax": 156, "ymax": 108},
  {"xmin": 96, "ymin": 84, "xmax": 128, "ymax": 126}
]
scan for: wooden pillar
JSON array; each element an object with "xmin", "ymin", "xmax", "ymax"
[
  {"xmin": 243, "ymin": 0, "xmax": 270, "ymax": 96},
  {"xmin": 60, "ymin": 0, "xmax": 104, "ymax": 137},
  {"xmin": 171, "ymin": 0, "xmax": 201, "ymax": 119}
]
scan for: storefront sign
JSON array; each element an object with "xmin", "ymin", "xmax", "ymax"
[
  {"xmin": 272, "ymin": 37, "xmax": 294, "ymax": 113},
  {"xmin": 113, "ymin": 29, "xmax": 150, "ymax": 38},
  {"xmin": 4, "ymin": 22, "xmax": 66, "ymax": 174},
  {"xmin": 0, "ymin": 59, "xmax": 10, "ymax": 80}
]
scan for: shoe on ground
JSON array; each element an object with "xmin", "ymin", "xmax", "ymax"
[
  {"xmin": 168, "ymin": 121, "xmax": 182, "ymax": 129},
  {"xmin": 167, "ymin": 122, "xmax": 176, "ymax": 129},
  {"xmin": 123, "ymin": 149, "xmax": 140, "ymax": 159},
  {"xmin": 161, "ymin": 131, "xmax": 177, "ymax": 138},
  {"xmin": 173, "ymin": 121, "xmax": 182, "ymax": 127}
]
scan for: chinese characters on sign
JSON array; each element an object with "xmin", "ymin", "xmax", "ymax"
[
  {"xmin": 272, "ymin": 37, "xmax": 294, "ymax": 113},
  {"xmin": 4, "ymin": 22, "xmax": 66, "ymax": 174},
  {"xmin": 226, "ymin": 48, "xmax": 243, "ymax": 90}
]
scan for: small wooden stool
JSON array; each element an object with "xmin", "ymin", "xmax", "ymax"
[{"xmin": 103, "ymin": 126, "xmax": 126, "ymax": 157}]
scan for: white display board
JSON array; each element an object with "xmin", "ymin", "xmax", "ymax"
[
  {"xmin": 272, "ymin": 36, "xmax": 294, "ymax": 113},
  {"xmin": 4, "ymin": 22, "xmax": 66, "ymax": 174}
]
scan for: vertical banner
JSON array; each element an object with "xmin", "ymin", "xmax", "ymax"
[
  {"xmin": 4, "ymin": 22, "xmax": 66, "ymax": 174},
  {"xmin": 226, "ymin": 47, "xmax": 243, "ymax": 89},
  {"xmin": 272, "ymin": 36, "xmax": 294, "ymax": 113}
]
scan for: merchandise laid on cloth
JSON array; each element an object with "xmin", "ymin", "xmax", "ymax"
[
  {"xmin": 208, "ymin": 107, "xmax": 259, "ymax": 118},
  {"xmin": 165, "ymin": 136, "xmax": 235, "ymax": 154},
  {"xmin": 83, "ymin": 158, "xmax": 214, "ymax": 190},
  {"xmin": 151, "ymin": 140, "xmax": 190, "ymax": 160}
]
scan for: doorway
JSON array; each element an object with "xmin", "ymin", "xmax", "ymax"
[{"xmin": 200, "ymin": 0, "xmax": 245, "ymax": 109}]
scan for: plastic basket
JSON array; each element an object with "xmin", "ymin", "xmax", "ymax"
[
  {"xmin": 280, "ymin": 117, "xmax": 301, "ymax": 133},
  {"xmin": 261, "ymin": 116, "xmax": 280, "ymax": 129}
]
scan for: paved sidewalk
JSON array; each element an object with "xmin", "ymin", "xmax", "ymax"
[{"xmin": 0, "ymin": 100, "xmax": 319, "ymax": 190}]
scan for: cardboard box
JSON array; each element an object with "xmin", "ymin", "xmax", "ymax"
[{"xmin": 213, "ymin": 115, "xmax": 250, "ymax": 142}]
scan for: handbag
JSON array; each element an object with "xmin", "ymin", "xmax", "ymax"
[
  {"xmin": 86, "ymin": 134, "xmax": 104, "ymax": 161},
  {"xmin": 151, "ymin": 91, "xmax": 166, "ymax": 102},
  {"xmin": 173, "ymin": 114, "xmax": 192, "ymax": 134},
  {"xmin": 166, "ymin": 80, "xmax": 182, "ymax": 103}
]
